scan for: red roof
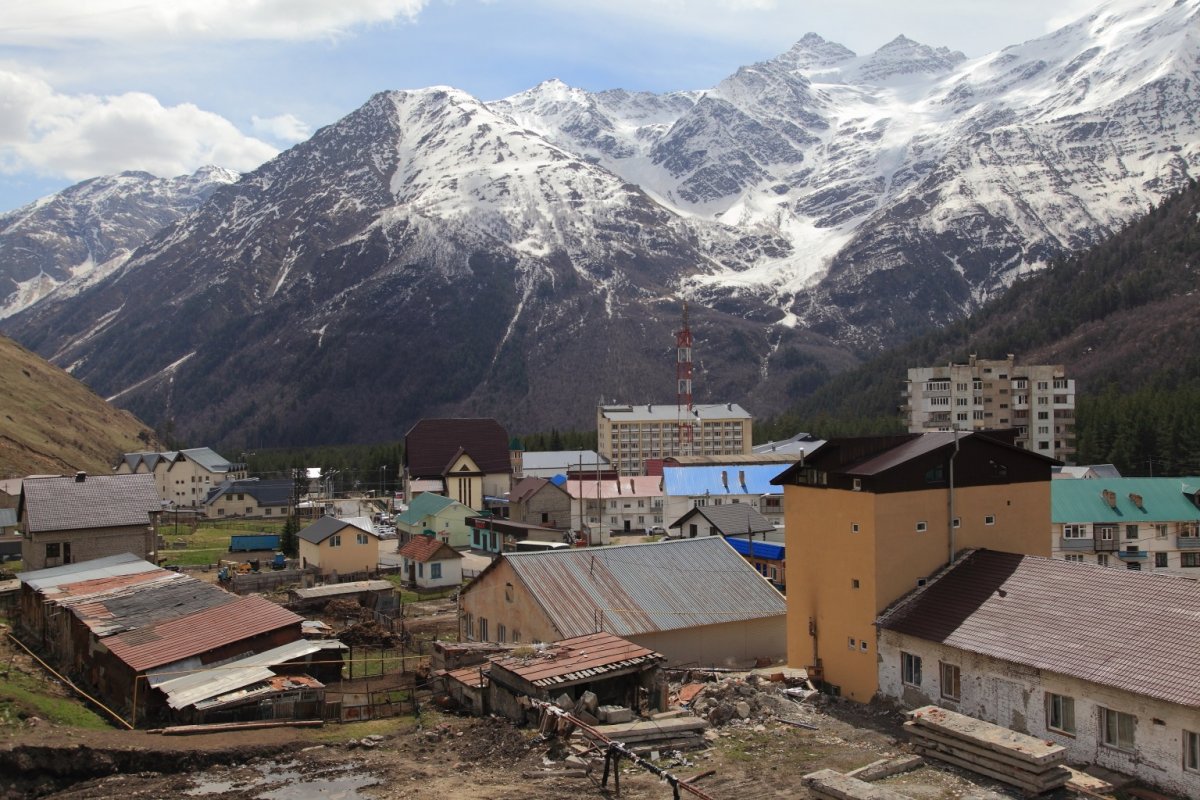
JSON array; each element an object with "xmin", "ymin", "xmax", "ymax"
[
  {"xmin": 398, "ymin": 535, "xmax": 462, "ymax": 562},
  {"xmin": 489, "ymin": 632, "xmax": 662, "ymax": 687},
  {"xmin": 404, "ymin": 418, "xmax": 512, "ymax": 478},
  {"xmin": 104, "ymin": 594, "xmax": 302, "ymax": 672}
]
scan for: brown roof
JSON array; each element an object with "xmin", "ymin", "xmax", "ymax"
[
  {"xmin": 510, "ymin": 476, "xmax": 550, "ymax": 504},
  {"xmin": 489, "ymin": 632, "xmax": 662, "ymax": 688},
  {"xmin": 398, "ymin": 535, "xmax": 463, "ymax": 562},
  {"xmin": 404, "ymin": 418, "xmax": 512, "ymax": 479},
  {"xmin": 104, "ymin": 594, "xmax": 302, "ymax": 672},
  {"xmin": 20, "ymin": 473, "xmax": 162, "ymax": 533},
  {"xmin": 878, "ymin": 550, "xmax": 1200, "ymax": 709}
]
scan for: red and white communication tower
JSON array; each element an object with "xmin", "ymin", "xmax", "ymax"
[{"xmin": 676, "ymin": 302, "xmax": 694, "ymax": 456}]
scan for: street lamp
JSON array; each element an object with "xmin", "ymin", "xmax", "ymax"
[{"xmin": 380, "ymin": 465, "xmax": 388, "ymax": 512}]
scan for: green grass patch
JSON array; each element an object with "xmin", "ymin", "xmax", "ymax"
[
  {"xmin": 306, "ymin": 715, "xmax": 417, "ymax": 742},
  {"xmin": 0, "ymin": 664, "xmax": 112, "ymax": 730},
  {"xmin": 381, "ymin": 575, "xmax": 462, "ymax": 604},
  {"xmin": 159, "ymin": 519, "xmax": 286, "ymax": 567},
  {"xmin": 343, "ymin": 648, "xmax": 407, "ymax": 678}
]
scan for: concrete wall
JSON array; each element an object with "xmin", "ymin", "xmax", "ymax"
[
  {"xmin": 878, "ymin": 629, "xmax": 1200, "ymax": 799},
  {"xmin": 460, "ymin": 558, "xmax": 561, "ymax": 645},
  {"xmin": 629, "ymin": 615, "xmax": 786, "ymax": 669},
  {"xmin": 785, "ymin": 479, "xmax": 1051, "ymax": 702},
  {"xmin": 21, "ymin": 524, "xmax": 157, "ymax": 570},
  {"xmin": 514, "ymin": 487, "xmax": 571, "ymax": 528}
]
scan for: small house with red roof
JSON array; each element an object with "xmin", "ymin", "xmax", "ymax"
[{"xmin": 398, "ymin": 534, "xmax": 464, "ymax": 589}]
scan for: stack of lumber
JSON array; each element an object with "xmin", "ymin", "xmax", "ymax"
[
  {"xmin": 905, "ymin": 706, "xmax": 1070, "ymax": 795},
  {"xmin": 584, "ymin": 716, "xmax": 710, "ymax": 753}
]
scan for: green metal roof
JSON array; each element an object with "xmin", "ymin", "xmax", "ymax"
[
  {"xmin": 396, "ymin": 492, "xmax": 460, "ymax": 525},
  {"xmin": 1051, "ymin": 477, "xmax": 1200, "ymax": 523}
]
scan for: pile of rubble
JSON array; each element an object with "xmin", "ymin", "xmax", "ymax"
[
  {"xmin": 338, "ymin": 621, "xmax": 402, "ymax": 647},
  {"xmin": 675, "ymin": 670, "xmax": 821, "ymax": 728}
]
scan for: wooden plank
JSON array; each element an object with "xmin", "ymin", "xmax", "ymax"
[
  {"xmin": 908, "ymin": 706, "xmax": 1065, "ymax": 767},
  {"xmin": 905, "ymin": 723, "xmax": 1067, "ymax": 777},
  {"xmin": 801, "ymin": 769, "xmax": 911, "ymax": 800}
]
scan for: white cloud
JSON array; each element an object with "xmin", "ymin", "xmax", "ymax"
[
  {"xmin": 0, "ymin": 0, "xmax": 429, "ymax": 45},
  {"xmin": 0, "ymin": 70, "xmax": 277, "ymax": 180},
  {"xmin": 252, "ymin": 113, "xmax": 312, "ymax": 143}
]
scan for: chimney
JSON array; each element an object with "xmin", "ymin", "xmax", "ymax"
[
  {"xmin": 1129, "ymin": 493, "xmax": 1144, "ymax": 509},
  {"xmin": 1102, "ymin": 489, "xmax": 1117, "ymax": 509},
  {"xmin": 727, "ymin": 402, "xmax": 732, "ymax": 411},
  {"xmin": 647, "ymin": 404, "xmax": 652, "ymax": 412},
  {"xmin": 75, "ymin": 471, "xmax": 87, "ymax": 483},
  {"xmin": 721, "ymin": 470, "xmax": 728, "ymax": 491},
  {"xmin": 738, "ymin": 470, "xmax": 747, "ymax": 489}
]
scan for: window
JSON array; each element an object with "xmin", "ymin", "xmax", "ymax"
[
  {"xmin": 1064, "ymin": 554, "xmax": 1084, "ymax": 563},
  {"xmin": 464, "ymin": 612, "xmax": 473, "ymax": 639},
  {"xmin": 852, "ymin": 478, "xmax": 862, "ymax": 491},
  {"xmin": 1037, "ymin": 411, "xmax": 1049, "ymax": 420},
  {"xmin": 357, "ymin": 533, "xmax": 369, "ymax": 545},
  {"xmin": 984, "ymin": 515, "xmax": 995, "ymax": 526},
  {"xmin": 1046, "ymin": 693, "xmax": 1076, "ymax": 735},
  {"xmin": 45, "ymin": 542, "xmax": 61, "ymax": 559},
  {"xmin": 851, "ymin": 579, "xmax": 860, "ymax": 589},
  {"xmin": 1155, "ymin": 523, "xmax": 1168, "ymax": 538},
  {"xmin": 478, "ymin": 617, "xmax": 489, "ymax": 641},
  {"xmin": 901, "ymin": 652, "xmax": 922, "ymax": 686},
  {"xmin": 417, "ymin": 562, "xmax": 424, "ymax": 578},
  {"xmin": 953, "ymin": 517, "xmax": 961, "ymax": 529},
  {"xmin": 848, "ymin": 637, "xmax": 857, "ymax": 650},
  {"xmin": 1155, "ymin": 552, "xmax": 1168, "ymax": 568},
  {"xmin": 1063, "ymin": 524, "xmax": 1087, "ymax": 538},
  {"xmin": 512, "ymin": 630, "xmax": 521, "ymax": 644},
  {"xmin": 1097, "ymin": 555, "xmax": 1109, "ymax": 567},
  {"xmin": 915, "ymin": 521, "xmax": 927, "ymax": 532},
  {"xmin": 860, "ymin": 640, "xmax": 868, "ymax": 652},
  {"xmin": 940, "ymin": 663, "xmax": 961, "ymax": 701},
  {"xmin": 1183, "ymin": 552, "xmax": 1200, "ymax": 568},
  {"xmin": 1100, "ymin": 707, "xmax": 1135, "ymax": 751},
  {"xmin": 851, "ymin": 522, "xmax": 860, "ymax": 533},
  {"xmin": 431, "ymin": 562, "xmax": 442, "ymax": 579},
  {"xmin": 1185, "ymin": 730, "xmax": 1200, "ymax": 773},
  {"xmin": 505, "ymin": 582, "xmax": 514, "ymax": 602},
  {"xmin": 330, "ymin": 534, "xmax": 341, "ymax": 547},
  {"xmin": 497, "ymin": 624, "xmax": 507, "ymax": 643},
  {"xmin": 1125, "ymin": 524, "xmax": 1139, "ymax": 540}
]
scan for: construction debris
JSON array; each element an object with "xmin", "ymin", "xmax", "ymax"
[
  {"xmin": 905, "ymin": 705, "xmax": 1070, "ymax": 795},
  {"xmin": 802, "ymin": 768, "xmax": 910, "ymax": 800}
]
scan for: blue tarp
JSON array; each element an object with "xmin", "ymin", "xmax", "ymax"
[{"xmin": 723, "ymin": 536, "xmax": 784, "ymax": 560}]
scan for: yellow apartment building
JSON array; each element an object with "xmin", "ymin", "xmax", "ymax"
[{"xmin": 771, "ymin": 432, "xmax": 1056, "ymax": 702}]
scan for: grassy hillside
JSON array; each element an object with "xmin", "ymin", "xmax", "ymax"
[{"xmin": 0, "ymin": 335, "xmax": 159, "ymax": 479}]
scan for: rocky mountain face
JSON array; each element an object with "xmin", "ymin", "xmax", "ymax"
[
  {"xmin": 1, "ymin": 0, "xmax": 1197, "ymax": 446},
  {"xmin": 0, "ymin": 167, "xmax": 238, "ymax": 319}
]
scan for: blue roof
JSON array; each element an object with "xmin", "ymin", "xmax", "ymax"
[
  {"xmin": 723, "ymin": 536, "xmax": 784, "ymax": 561},
  {"xmin": 662, "ymin": 465, "xmax": 784, "ymax": 496}
]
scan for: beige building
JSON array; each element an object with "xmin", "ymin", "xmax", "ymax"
[
  {"xmin": 298, "ymin": 517, "xmax": 379, "ymax": 578},
  {"xmin": 203, "ymin": 478, "xmax": 292, "ymax": 519},
  {"xmin": 459, "ymin": 537, "xmax": 786, "ymax": 667},
  {"xmin": 597, "ymin": 403, "xmax": 753, "ymax": 476},
  {"xmin": 116, "ymin": 448, "xmax": 247, "ymax": 507},
  {"xmin": 903, "ymin": 355, "xmax": 1075, "ymax": 462},
  {"xmin": 18, "ymin": 473, "xmax": 162, "ymax": 570},
  {"xmin": 878, "ymin": 550, "xmax": 1200, "ymax": 799},
  {"xmin": 772, "ymin": 432, "xmax": 1056, "ymax": 702}
]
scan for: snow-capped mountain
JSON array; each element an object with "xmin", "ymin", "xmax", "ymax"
[
  {"xmin": 1, "ymin": 0, "xmax": 1197, "ymax": 445},
  {"xmin": 0, "ymin": 167, "xmax": 238, "ymax": 319}
]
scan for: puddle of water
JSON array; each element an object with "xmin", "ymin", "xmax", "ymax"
[{"xmin": 186, "ymin": 759, "xmax": 379, "ymax": 799}]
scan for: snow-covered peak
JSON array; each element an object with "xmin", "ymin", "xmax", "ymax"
[
  {"xmin": 847, "ymin": 34, "xmax": 966, "ymax": 85},
  {"xmin": 774, "ymin": 32, "xmax": 856, "ymax": 71}
]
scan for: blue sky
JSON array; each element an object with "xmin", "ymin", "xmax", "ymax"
[{"xmin": 0, "ymin": 0, "xmax": 1095, "ymax": 213}]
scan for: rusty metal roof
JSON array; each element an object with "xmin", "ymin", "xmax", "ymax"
[
  {"xmin": 398, "ymin": 535, "xmax": 462, "ymax": 562},
  {"xmin": 490, "ymin": 632, "xmax": 661, "ymax": 688},
  {"xmin": 20, "ymin": 473, "xmax": 162, "ymax": 532},
  {"xmin": 499, "ymin": 537, "xmax": 786, "ymax": 639},
  {"xmin": 19, "ymin": 552, "xmax": 157, "ymax": 592},
  {"xmin": 104, "ymin": 594, "xmax": 302, "ymax": 672},
  {"xmin": 878, "ymin": 550, "xmax": 1200, "ymax": 709},
  {"xmin": 156, "ymin": 639, "xmax": 343, "ymax": 709}
]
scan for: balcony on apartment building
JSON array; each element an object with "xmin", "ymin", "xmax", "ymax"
[
  {"xmin": 1117, "ymin": 547, "xmax": 1149, "ymax": 561},
  {"xmin": 1059, "ymin": 535, "xmax": 1094, "ymax": 551},
  {"xmin": 1177, "ymin": 535, "xmax": 1200, "ymax": 549}
]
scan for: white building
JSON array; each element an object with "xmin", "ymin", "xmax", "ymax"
[
  {"xmin": 877, "ymin": 550, "xmax": 1200, "ymax": 799},
  {"xmin": 563, "ymin": 476, "xmax": 663, "ymax": 536},
  {"xmin": 116, "ymin": 448, "xmax": 247, "ymax": 507},
  {"xmin": 903, "ymin": 355, "xmax": 1075, "ymax": 462},
  {"xmin": 596, "ymin": 403, "xmax": 752, "ymax": 476}
]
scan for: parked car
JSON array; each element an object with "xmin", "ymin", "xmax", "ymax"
[{"xmin": 648, "ymin": 526, "xmax": 668, "ymax": 536}]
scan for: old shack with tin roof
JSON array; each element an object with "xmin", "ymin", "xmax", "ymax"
[{"xmin": 459, "ymin": 537, "xmax": 786, "ymax": 667}]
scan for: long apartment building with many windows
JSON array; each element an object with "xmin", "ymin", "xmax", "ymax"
[
  {"xmin": 903, "ymin": 355, "xmax": 1075, "ymax": 462},
  {"xmin": 597, "ymin": 403, "xmax": 752, "ymax": 476}
]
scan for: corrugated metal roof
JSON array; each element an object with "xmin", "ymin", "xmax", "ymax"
[
  {"xmin": 598, "ymin": 403, "xmax": 751, "ymax": 422},
  {"xmin": 156, "ymin": 639, "xmax": 344, "ymax": 709},
  {"xmin": 298, "ymin": 516, "xmax": 375, "ymax": 545},
  {"xmin": 723, "ymin": 537, "xmax": 784, "ymax": 561},
  {"xmin": 500, "ymin": 537, "xmax": 786, "ymax": 639},
  {"xmin": 289, "ymin": 580, "xmax": 394, "ymax": 599},
  {"xmin": 662, "ymin": 465, "xmax": 784, "ymax": 496},
  {"xmin": 1052, "ymin": 477, "xmax": 1200, "ymax": 523},
  {"xmin": 878, "ymin": 550, "xmax": 1200, "ymax": 709},
  {"xmin": 19, "ymin": 552, "xmax": 156, "ymax": 592},
  {"xmin": 490, "ymin": 632, "xmax": 661, "ymax": 687},
  {"xmin": 563, "ymin": 476, "xmax": 662, "ymax": 501},
  {"xmin": 20, "ymin": 474, "xmax": 162, "ymax": 533},
  {"xmin": 104, "ymin": 594, "xmax": 302, "ymax": 672},
  {"xmin": 521, "ymin": 451, "xmax": 607, "ymax": 471},
  {"xmin": 64, "ymin": 572, "xmax": 237, "ymax": 638},
  {"xmin": 396, "ymin": 492, "xmax": 459, "ymax": 525},
  {"xmin": 669, "ymin": 504, "xmax": 776, "ymax": 536}
]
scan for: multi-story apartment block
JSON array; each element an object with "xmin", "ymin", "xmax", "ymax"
[
  {"xmin": 596, "ymin": 403, "xmax": 752, "ymax": 476},
  {"xmin": 116, "ymin": 448, "xmax": 247, "ymax": 507},
  {"xmin": 564, "ymin": 476, "xmax": 664, "ymax": 536},
  {"xmin": 772, "ymin": 432, "xmax": 1056, "ymax": 701},
  {"xmin": 1052, "ymin": 477, "xmax": 1200, "ymax": 574},
  {"xmin": 902, "ymin": 355, "xmax": 1075, "ymax": 463}
]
